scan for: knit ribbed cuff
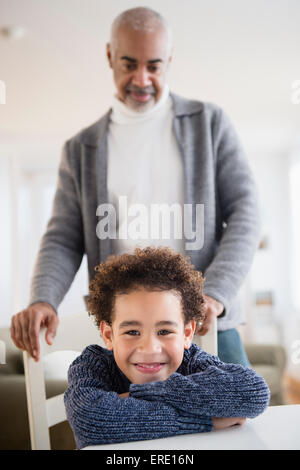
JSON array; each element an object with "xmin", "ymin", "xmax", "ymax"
[
  {"xmin": 203, "ymin": 288, "xmax": 229, "ymax": 318},
  {"xmin": 176, "ymin": 412, "xmax": 213, "ymax": 433},
  {"xmin": 28, "ymin": 300, "xmax": 58, "ymax": 315},
  {"xmin": 129, "ymin": 375, "xmax": 169, "ymax": 400}
]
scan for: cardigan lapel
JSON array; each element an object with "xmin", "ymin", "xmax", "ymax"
[
  {"xmin": 170, "ymin": 92, "xmax": 204, "ymax": 258},
  {"xmin": 92, "ymin": 110, "xmax": 113, "ymax": 264}
]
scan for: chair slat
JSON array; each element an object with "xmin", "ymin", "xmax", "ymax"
[
  {"xmin": 23, "ymin": 351, "xmax": 51, "ymax": 450},
  {"xmin": 193, "ymin": 317, "xmax": 218, "ymax": 356},
  {"xmin": 46, "ymin": 394, "xmax": 67, "ymax": 427}
]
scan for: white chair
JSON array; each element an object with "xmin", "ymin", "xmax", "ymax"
[
  {"xmin": 193, "ymin": 316, "xmax": 218, "ymax": 357},
  {"xmin": 23, "ymin": 312, "xmax": 104, "ymax": 450},
  {"xmin": 23, "ymin": 313, "xmax": 217, "ymax": 450}
]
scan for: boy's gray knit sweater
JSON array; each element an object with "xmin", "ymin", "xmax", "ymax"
[{"xmin": 64, "ymin": 342, "xmax": 270, "ymax": 449}]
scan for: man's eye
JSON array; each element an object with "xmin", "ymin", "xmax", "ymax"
[
  {"xmin": 126, "ymin": 63, "xmax": 136, "ymax": 71},
  {"xmin": 125, "ymin": 330, "xmax": 139, "ymax": 336}
]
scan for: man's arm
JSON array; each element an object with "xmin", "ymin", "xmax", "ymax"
[
  {"xmin": 11, "ymin": 139, "xmax": 84, "ymax": 359},
  {"xmin": 64, "ymin": 348, "xmax": 213, "ymax": 449},
  {"xmin": 129, "ymin": 348, "xmax": 270, "ymax": 419},
  {"xmin": 29, "ymin": 139, "xmax": 85, "ymax": 309},
  {"xmin": 203, "ymin": 107, "xmax": 261, "ymax": 316}
]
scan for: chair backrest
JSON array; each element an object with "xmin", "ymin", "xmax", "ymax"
[
  {"xmin": 193, "ymin": 316, "xmax": 218, "ymax": 357},
  {"xmin": 23, "ymin": 313, "xmax": 218, "ymax": 450},
  {"xmin": 23, "ymin": 312, "xmax": 104, "ymax": 450}
]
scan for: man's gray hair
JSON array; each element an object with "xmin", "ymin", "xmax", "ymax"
[{"xmin": 110, "ymin": 7, "xmax": 173, "ymax": 61}]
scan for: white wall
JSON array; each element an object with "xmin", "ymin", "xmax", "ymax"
[
  {"xmin": 0, "ymin": 137, "xmax": 88, "ymax": 327},
  {"xmin": 0, "ymin": 155, "xmax": 13, "ymax": 327}
]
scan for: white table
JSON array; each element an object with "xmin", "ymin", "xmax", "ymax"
[{"xmin": 83, "ymin": 405, "xmax": 300, "ymax": 450}]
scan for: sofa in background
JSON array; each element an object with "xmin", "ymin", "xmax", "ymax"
[
  {"xmin": 0, "ymin": 327, "xmax": 287, "ymax": 450},
  {"xmin": 244, "ymin": 342, "xmax": 286, "ymax": 406},
  {"xmin": 0, "ymin": 327, "xmax": 75, "ymax": 450}
]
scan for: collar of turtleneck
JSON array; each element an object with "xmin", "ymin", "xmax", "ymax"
[{"xmin": 110, "ymin": 83, "xmax": 171, "ymax": 124}]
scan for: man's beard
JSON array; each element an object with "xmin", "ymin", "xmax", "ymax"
[{"xmin": 125, "ymin": 89, "xmax": 156, "ymax": 113}]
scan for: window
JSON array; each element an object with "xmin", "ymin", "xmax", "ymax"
[{"xmin": 289, "ymin": 154, "xmax": 300, "ymax": 313}]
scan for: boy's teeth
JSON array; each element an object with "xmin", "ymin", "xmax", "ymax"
[{"xmin": 138, "ymin": 363, "xmax": 160, "ymax": 368}]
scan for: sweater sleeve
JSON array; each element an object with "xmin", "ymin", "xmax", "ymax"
[
  {"xmin": 29, "ymin": 139, "xmax": 84, "ymax": 311},
  {"xmin": 64, "ymin": 347, "xmax": 213, "ymax": 449},
  {"xmin": 129, "ymin": 348, "xmax": 270, "ymax": 419},
  {"xmin": 203, "ymin": 107, "xmax": 261, "ymax": 315}
]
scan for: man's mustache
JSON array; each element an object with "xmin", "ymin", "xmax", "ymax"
[{"xmin": 126, "ymin": 86, "xmax": 156, "ymax": 95}]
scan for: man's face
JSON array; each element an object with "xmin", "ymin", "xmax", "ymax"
[
  {"xmin": 100, "ymin": 289, "xmax": 195, "ymax": 385},
  {"xmin": 107, "ymin": 25, "xmax": 172, "ymax": 112}
]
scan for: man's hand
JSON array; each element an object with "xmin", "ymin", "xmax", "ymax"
[
  {"xmin": 196, "ymin": 294, "xmax": 224, "ymax": 336},
  {"xmin": 10, "ymin": 302, "xmax": 58, "ymax": 362},
  {"xmin": 212, "ymin": 417, "xmax": 246, "ymax": 430}
]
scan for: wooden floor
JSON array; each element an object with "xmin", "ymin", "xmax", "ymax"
[{"xmin": 283, "ymin": 373, "xmax": 300, "ymax": 405}]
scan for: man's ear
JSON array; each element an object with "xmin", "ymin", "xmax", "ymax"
[
  {"xmin": 167, "ymin": 48, "xmax": 173, "ymax": 68},
  {"xmin": 184, "ymin": 319, "xmax": 196, "ymax": 350},
  {"xmin": 106, "ymin": 43, "xmax": 113, "ymax": 68},
  {"xmin": 100, "ymin": 320, "xmax": 114, "ymax": 350}
]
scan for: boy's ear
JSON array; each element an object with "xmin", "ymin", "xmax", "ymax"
[
  {"xmin": 100, "ymin": 321, "xmax": 114, "ymax": 350},
  {"xmin": 184, "ymin": 319, "xmax": 196, "ymax": 350}
]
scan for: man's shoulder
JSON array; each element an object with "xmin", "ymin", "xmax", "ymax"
[
  {"xmin": 66, "ymin": 108, "xmax": 112, "ymax": 148},
  {"xmin": 170, "ymin": 91, "xmax": 223, "ymax": 119}
]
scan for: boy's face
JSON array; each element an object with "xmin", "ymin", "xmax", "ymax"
[{"xmin": 100, "ymin": 289, "xmax": 196, "ymax": 384}]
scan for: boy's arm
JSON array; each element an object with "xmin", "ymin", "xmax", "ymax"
[
  {"xmin": 64, "ymin": 348, "xmax": 213, "ymax": 449},
  {"xmin": 118, "ymin": 392, "xmax": 246, "ymax": 430},
  {"xmin": 129, "ymin": 350, "xmax": 270, "ymax": 419}
]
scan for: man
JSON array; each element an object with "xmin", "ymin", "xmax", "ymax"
[{"xmin": 10, "ymin": 7, "xmax": 260, "ymax": 366}]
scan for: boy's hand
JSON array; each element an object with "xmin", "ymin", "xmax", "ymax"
[
  {"xmin": 196, "ymin": 294, "xmax": 224, "ymax": 336},
  {"xmin": 119, "ymin": 392, "xmax": 130, "ymax": 398},
  {"xmin": 212, "ymin": 417, "xmax": 246, "ymax": 430}
]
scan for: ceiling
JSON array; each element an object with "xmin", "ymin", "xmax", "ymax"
[{"xmin": 0, "ymin": 0, "xmax": 299, "ymax": 145}]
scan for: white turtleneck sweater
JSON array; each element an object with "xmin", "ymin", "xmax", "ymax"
[{"xmin": 107, "ymin": 84, "xmax": 185, "ymax": 256}]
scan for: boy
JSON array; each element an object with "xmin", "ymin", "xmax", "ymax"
[{"xmin": 64, "ymin": 246, "xmax": 270, "ymax": 449}]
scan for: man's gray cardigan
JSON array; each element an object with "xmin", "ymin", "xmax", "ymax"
[{"xmin": 29, "ymin": 91, "xmax": 260, "ymax": 331}]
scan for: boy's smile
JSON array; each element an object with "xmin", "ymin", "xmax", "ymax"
[{"xmin": 100, "ymin": 289, "xmax": 196, "ymax": 384}]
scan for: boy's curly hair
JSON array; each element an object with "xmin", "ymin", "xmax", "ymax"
[{"xmin": 87, "ymin": 246, "xmax": 206, "ymax": 328}]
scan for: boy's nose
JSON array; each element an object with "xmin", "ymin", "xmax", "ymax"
[{"xmin": 138, "ymin": 335, "xmax": 162, "ymax": 354}]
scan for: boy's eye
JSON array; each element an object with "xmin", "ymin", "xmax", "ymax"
[
  {"xmin": 158, "ymin": 330, "xmax": 173, "ymax": 335},
  {"xmin": 124, "ymin": 330, "xmax": 173, "ymax": 336}
]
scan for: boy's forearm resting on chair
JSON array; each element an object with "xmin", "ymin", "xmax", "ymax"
[{"xmin": 64, "ymin": 344, "xmax": 270, "ymax": 449}]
